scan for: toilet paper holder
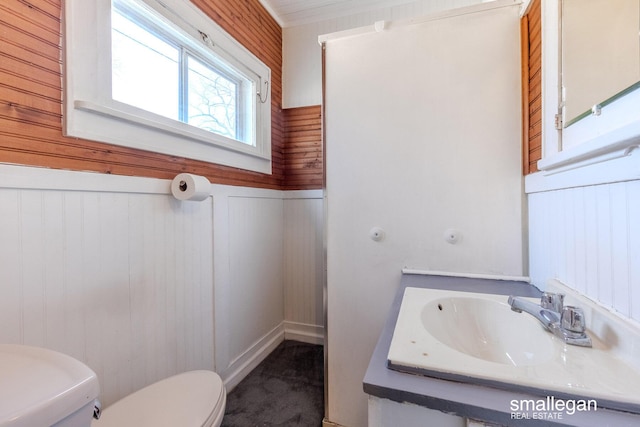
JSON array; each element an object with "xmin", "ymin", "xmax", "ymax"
[{"xmin": 171, "ymin": 173, "xmax": 211, "ymax": 201}]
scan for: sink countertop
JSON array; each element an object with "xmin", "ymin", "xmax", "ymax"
[{"xmin": 363, "ymin": 271, "xmax": 640, "ymax": 426}]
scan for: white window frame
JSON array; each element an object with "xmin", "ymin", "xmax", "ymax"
[
  {"xmin": 63, "ymin": 0, "xmax": 272, "ymax": 174},
  {"xmin": 525, "ymin": 0, "xmax": 640, "ymax": 193}
]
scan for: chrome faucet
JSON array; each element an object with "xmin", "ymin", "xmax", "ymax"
[{"xmin": 508, "ymin": 292, "xmax": 592, "ymax": 347}]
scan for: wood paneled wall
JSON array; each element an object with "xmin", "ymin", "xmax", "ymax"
[
  {"xmin": 0, "ymin": 0, "xmax": 290, "ymax": 189},
  {"xmin": 283, "ymin": 105, "xmax": 323, "ymax": 190},
  {"xmin": 521, "ymin": 0, "xmax": 542, "ymax": 174}
]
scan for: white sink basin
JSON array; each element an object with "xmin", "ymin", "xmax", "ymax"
[
  {"xmin": 388, "ymin": 287, "xmax": 640, "ymax": 412},
  {"xmin": 422, "ymin": 296, "xmax": 554, "ymax": 366}
]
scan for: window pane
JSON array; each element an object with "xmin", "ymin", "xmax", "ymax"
[
  {"xmin": 112, "ymin": 9, "xmax": 180, "ymax": 120},
  {"xmin": 187, "ymin": 55, "xmax": 240, "ymax": 141}
]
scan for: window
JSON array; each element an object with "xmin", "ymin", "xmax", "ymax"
[
  {"xmin": 526, "ymin": 0, "xmax": 640, "ymax": 193},
  {"xmin": 64, "ymin": 0, "xmax": 272, "ymax": 174}
]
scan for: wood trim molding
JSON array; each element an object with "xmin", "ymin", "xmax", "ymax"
[{"xmin": 522, "ymin": 0, "xmax": 542, "ymax": 175}]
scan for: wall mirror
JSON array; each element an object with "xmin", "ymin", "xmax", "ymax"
[{"xmin": 561, "ymin": 0, "xmax": 640, "ymax": 128}]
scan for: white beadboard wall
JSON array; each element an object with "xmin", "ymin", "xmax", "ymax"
[
  {"xmin": 212, "ymin": 186, "xmax": 324, "ymax": 391},
  {"xmin": 528, "ymin": 179, "xmax": 640, "ymax": 323},
  {"xmin": 283, "ymin": 194, "xmax": 324, "ymax": 339},
  {"xmin": 212, "ymin": 186, "xmax": 285, "ymax": 391},
  {"xmin": 0, "ymin": 164, "xmax": 324, "ymax": 405},
  {"xmin": 0, "ymin": 167, "xmax": 214, "ymax": 407}
]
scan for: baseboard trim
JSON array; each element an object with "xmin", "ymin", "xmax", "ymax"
[
  {"xmin": 283, "ymin": 321, "xmax": 324, "ymax": 345},
  {"xmin": 322, "ymin": 418, "xmax": 345, "ymax": 427},
  {"xmin": 220, "ymin": 321, "xmax": 324, "ymax": 392},
  {"xmin": 222, "ymin": 324, "xmax": 285, "ymax": 392}
]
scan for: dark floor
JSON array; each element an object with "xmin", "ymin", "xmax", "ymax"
[{"xmin": 222, "ymin": 340, "xmax": 324, "ymax": 427}]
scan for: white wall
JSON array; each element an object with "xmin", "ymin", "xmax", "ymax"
[
  {"xmin": 0, "ymin": 164, "xmax": 324, "ymax": 406},
  {"xmin": 528, "ymin": 180, "xmax": 640, "ymax": 322},
  {"xmin": 212, "ymin": 185, "xmax": 324, "ymax": 390},
  {"xmin": 211, "ymin": 185, "xmax": 285, "ymax": 391},
  {"xmin": 283, "ymin": 193, "xmax": 325, "ymax": 339},
  {"xmin": 324, "ymin": 2, "xmax": 524, "ymax": 426},
  {"xmin": 282, "ymin": 0, "xmax": 484, "ymax": 108},
  {"xmin": 0, "ymin": 165, "xmax": 214, "ymax": 407}
]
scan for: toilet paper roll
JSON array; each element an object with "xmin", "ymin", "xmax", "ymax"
[{"xmin": 171, "ymin": 173, "xmax": 211, "ymax": 201}]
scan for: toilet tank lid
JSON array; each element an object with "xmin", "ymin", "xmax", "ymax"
[
  {"xmin": 0, "ymin": 344, "xmax": 100, "ymax": 427},
  {"xmin": 95, "ymin": 370, "xmax": 225, "ymax": 427}
]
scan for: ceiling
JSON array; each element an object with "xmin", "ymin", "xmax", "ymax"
[{"xmin": 258, "ymin": 0, "xmax": 418, "ymax": 27}]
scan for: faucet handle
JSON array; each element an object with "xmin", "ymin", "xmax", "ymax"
[
  {"xmin": 561, "ymin": 306, "xmax": 587, "ymax": 334},
  {"xmin": 541, "ymin": 292, "xmax": 564, "ymax": 313}
]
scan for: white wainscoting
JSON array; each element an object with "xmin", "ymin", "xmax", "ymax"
[
  {"xmin": 0, "ymin": 164, "xmax": 325, "ymax": 404},
  {"xmin": 212, "ymin": 185, "xmax": 285, "ymax": 391},
  {"xmin": 284, "ymin": 192, "xmax": 324, "ymax": 344},
  {"xmin": 528, "ymin": 179, "xmax": 640, "ymax": 323},
  {"xmin": 212, "ymin": 186, "xmax": 324, "ymax": 391},
  {"xmin": 0, "ymin": 165, "xmax": 214, "ymax": 407}
]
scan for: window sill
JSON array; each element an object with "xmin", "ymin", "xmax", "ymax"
[
  {"xmin": 538, "ymin": 119, "xmax": 640, "ymax": 173},
  {"xmin": 67, "ymin": 100, "xmax": 272, "ymax": 174},
  {"xmin": 526, "ymin": 119, "xmax": 640, "ymax": 194},
  {"xmin": 75, "ymin": 100, "xmax": 267, "ymax": 159}
]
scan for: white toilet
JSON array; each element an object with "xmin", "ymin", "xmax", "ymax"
[
  {"xmin": 93, "ymin": 370, "xmax": 226, "ymax": 427},
  {"xmin": 0, "ymin": 344, "xmax": 225, "ymax": 427},
  {"xmin": 0, "ymin": 344, "xmax": 100, "ymax": 427}
]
